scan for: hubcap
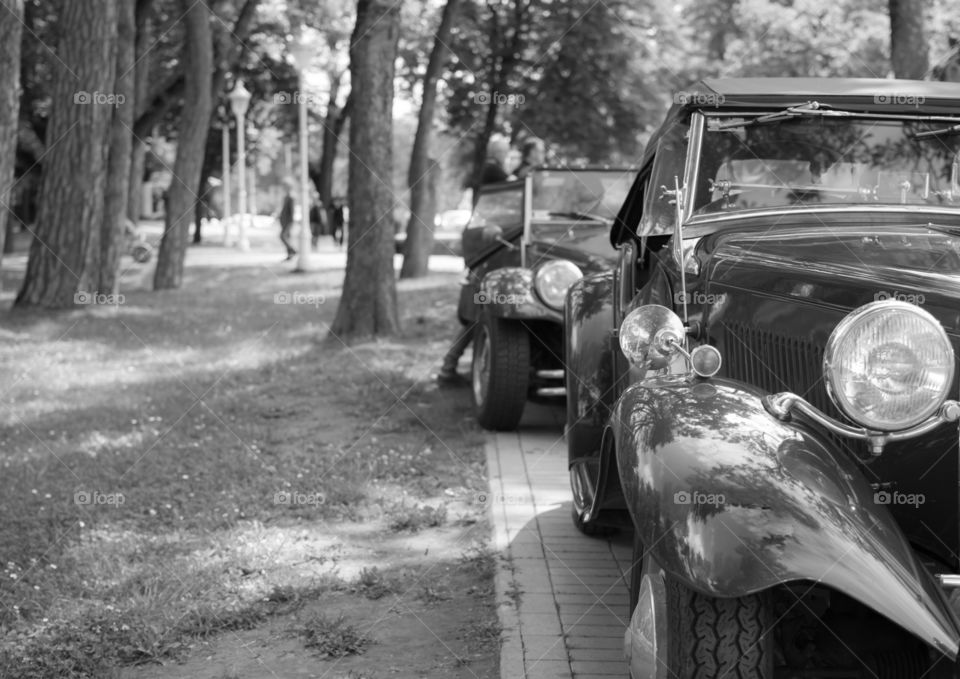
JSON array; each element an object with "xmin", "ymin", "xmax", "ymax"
[
  {"xmin": 472, "ymin": 326, "xmax": 491, "ymax": 406},
  {"xmin": 625, "ymin": 564, "xmax": 668, "ymax": 679}
]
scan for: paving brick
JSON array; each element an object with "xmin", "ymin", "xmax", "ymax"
[
  {"xmin": 560, "ymin": 623, "xmax": 626, "ymax": 638},
  {"xmin": 568, "ymin": 646, "xmax": 627, "ymax": 662},
  {"xmin": 524, "ymin": 660, "xmax": 573, "ymax": 679},
  {"xmin": 517, "ymin": 612, "xmax": 564, "ymax": 636},
  {"xmin": 522, "ymin": 634, "xmax": 569, "ymax": 662},
  {"xmin": 570, "ymin": 660, "xmax": 628, "ymax": 675},
  {"xmin": 516, "ymin": 593, "xmax": 559, "ymax": 613},
  {"xmin": 565, "ymin": 634, "xmax": 625, "ymax": 649}
]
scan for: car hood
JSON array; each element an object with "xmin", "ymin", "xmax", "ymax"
[
  {"xmin": 527, "ymin": 222, "xmax": 618, "ymax": 272},
  {"xmin": 704, "ymin": 217, "xmax": 960, "ymax": 333}
]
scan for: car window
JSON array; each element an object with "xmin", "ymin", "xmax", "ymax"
[
  {"xmin": 694, "ymin": 117, "xmax": 960, "ymax": 215},
  {"xmin": 466, "ymin": 183, "xmax": 524, "ymax": 231},
  {"xmin": 640, "ymin": 121, "xmax": 689, "ymax": 237},
  {"xmin": 531, "ymin": 170, "xmax": 634, "ymax": 221}
]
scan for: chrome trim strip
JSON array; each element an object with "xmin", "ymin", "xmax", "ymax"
[
  {"xmin": 682, "ymin": 113, "xmax": 705, "ymax": 224},
  {"xmin": 763, "ymin": 393, "xmax": 960, "ymax": 456},
  {"xmin": 521, "ymin": 174, "xmax": 532, "ymax": 268},
  {"xmin": 684, "ymin": 205, "xmax": 960, "ymax": 232},
  {"xmin": 536, "ymin": 369, "xmax": 565, "ymax": 379},
  {"xmin": 536, "ymin": 387, "xmax": 566, "ymax": 397},
  {"xmin": 940, "ymin": 575, "xmax": 960, "ymax": 589}
]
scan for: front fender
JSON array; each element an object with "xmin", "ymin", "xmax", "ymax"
[
  {"xmin": 613, "ymin": 375, "xmax": 960, "ymax": 658},
  {"xmin": 479, "ymin": 268, "xmax": 561, "ymax": 321}
]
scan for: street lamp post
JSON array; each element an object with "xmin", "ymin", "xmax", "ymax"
[
  {"xmin": 290, "ymin": 32, "xmax": 313, "ymax": 272},
  {"xmin": 228, "ymin": 80, "xmax": 252, "ymax": 251},
  {"xmin": 221, "ymin": 119, "xmax": 232, "ymax": 245}
]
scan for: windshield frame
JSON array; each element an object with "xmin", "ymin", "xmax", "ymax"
[{"xmin": 678, "ymin": 110, "xmax": 960, "ymax": 234}]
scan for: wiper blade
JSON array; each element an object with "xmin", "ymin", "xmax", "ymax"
[
  {"xmin": 711, "ymin": 101, "xmax": 851, "ymax": 131},
  {"xmin": 911, "ymin": 123, "xmax": 960, "ymax": 140}
]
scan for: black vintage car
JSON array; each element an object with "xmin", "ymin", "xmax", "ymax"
[
  {"xmin": 564, "ymin": 78, "xmax": 960, "ymax": 677},
  {"xmin": 456, "ymin": 167, "xmax": 632, "ymax": 430}
]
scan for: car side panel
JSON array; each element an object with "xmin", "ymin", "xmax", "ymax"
[
  {"xmin": 613, "ymin": 375, "xmax": 960, "ymax": 658},
  {"xmin": 565, "ymin": 271, "xmax": 616, "ymax": 458}
]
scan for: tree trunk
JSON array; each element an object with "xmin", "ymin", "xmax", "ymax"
[
  {"xmin": 127, "ymin": 2, "xmax": 153, "ymax": 223},
  {"xmin": 100, "ymin": 0, "xmax": 136, "ymax": 295},
  {"xmin": 0, "ymin": 0, "xmax": 24, "ymax": 270},
  {"xmin": 152, "ymin": 0, "xmax": 213, "ymax": 290},
  {"xmin": 16, "ymin": 1, "xmax": 118, "ymax": 308},
  {"xmin": 400, "ymin": 160, "xmax": 439, "ymax": 277},
  {"xmin": 317, "ymin": 87, "xmax": 351, "ymax": 228},
  {"xmin": 330, "ymin": 0, "xmax": 402, "ymax": 338},
  {"xmin": 400, "ymin": 0, "xmax": 461, "ymax": 279},
  {"xmin": 889, "ymin": 0, "xmax": 928, "ymax": 79}
]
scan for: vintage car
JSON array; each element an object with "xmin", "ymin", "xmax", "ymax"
[
  {"xmin": 564, "ymin": 78, "xmax": 960, "ymax": 676},
  {"xmin": 457, "ymin": 167, "xmax": 632, "ymax": 431}
]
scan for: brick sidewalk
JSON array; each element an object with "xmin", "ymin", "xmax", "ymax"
[{"xmin": 485, "ymin": 404, "xmax": 633, "ymax": 679}]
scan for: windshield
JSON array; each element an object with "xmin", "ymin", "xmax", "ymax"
[
  {"xmin": 693, "ymin": 116, "xmax": 960, "ymax": 216},
  {"xmin": 532, "ymin": 169, "xmax": 633, "ymax": 220}
]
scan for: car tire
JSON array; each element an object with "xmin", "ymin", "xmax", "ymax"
[
  {"xmin": 666, "ymin": 577, "xmax": 774, "ymax": 678},
  {"xmin": 471, "ymin": 312, "xmax": 529, "ymax": 431},
  {"xmin": 627, "ymin": 531, "xmax": 774, "ymax": 679}
]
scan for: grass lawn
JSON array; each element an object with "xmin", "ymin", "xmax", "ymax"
[{"xmin": 0, "ymin": 243, "xmax": 498, "ymax": 678}]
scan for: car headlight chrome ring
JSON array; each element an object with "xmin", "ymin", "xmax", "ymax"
[
  {"xmin": 534, "ymin": 260, "xmax": 583, "ymax": 310},
  {"xmin": 824, "ymin": 300, "xmax": 954, "ymax": 431}
]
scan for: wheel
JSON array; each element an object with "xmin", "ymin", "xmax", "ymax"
[
  {"xmin": 132, "ymin": 245, "xmax": 151, "ymax": 263},
  {"xmin": 626, "ymin": 531, "xmax": 774, "ymax": 679},
  {"xmin": 471, "ymin": 312, "xmax": 529, "ymax": 431}
]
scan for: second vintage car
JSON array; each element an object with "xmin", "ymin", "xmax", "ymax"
[
  {"xmin": 455, "ymin": 167, "xmax": 632, "ymax": 430},
  {"xmin": 565, "ymin": 78, "xmax": 960, "ymax": 677}
]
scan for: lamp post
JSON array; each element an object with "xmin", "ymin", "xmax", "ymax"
[
  {"xmin": 220, "ymin": 115, "xmax": 232, "ymax": 245},
  {"xmin": 289, "ymin": 32, "xmax": 313, "ymax": 272},
  {"xmin": 228, "ymin": 80, "xmax": 252, "ymax": 251}
]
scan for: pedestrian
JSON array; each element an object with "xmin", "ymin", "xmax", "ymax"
[
  {"xmin": 277, "ymin": 178, "xmax": 297, "ymax": 261},
  {"xmin": 440, "ymin": 136, "xmax": 515, "ymax": 385},
  {"xmin": 309, "ymin": 189, "xmax": 326, "ymax": 250},
  {"xmin": 514, "ymin": 137, "xmax": 545, "ymax": 178},
  {"xmin": 332, "ymin": 199, "xmax": 345, "ymax": 248}
]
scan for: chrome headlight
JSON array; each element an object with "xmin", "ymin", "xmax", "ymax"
[
  {"xmin": 535, "ymin": 260, "xmax": 582, "ymax": 309},
  {"xmin": 824, "ymin": 300, "xmax": 954, "ymax": 431}
]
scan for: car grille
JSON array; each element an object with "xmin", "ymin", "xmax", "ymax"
[{"xmin": 722, "ymin": 320, "xmax": 865, "ymax": 456}]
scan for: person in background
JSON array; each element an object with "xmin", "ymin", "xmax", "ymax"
[
  {"xmin": 309, "ymin": 187, "xmax": 326, "ymax": 250},
  {"xmin": 440, "ymin": 136, "xmax": 516, "ymax": 385},
  {"xmin": 277, "ymin": 178, "xmax": 297, "ymax": 261},
  {"xmin": 514, "ymin": 137, "xmax": 545, "ymax": 178},
  {"xmin": 479, "ymin": 136, "xmax": 510, "ymax": 185},
  {"xmin": 331, "ymin": 199, "xmax": 345, "ymax": 248}
]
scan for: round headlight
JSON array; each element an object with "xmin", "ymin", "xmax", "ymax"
[
  {"xmin": 535, "ymin": 260, "xmax": 583, "ymax": 309},
  {"xmin": 824, "ymin": 300, "xmax": 954, "ymax": 431}
]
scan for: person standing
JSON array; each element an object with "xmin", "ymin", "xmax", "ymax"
[
  {"xmin": 514, "ymin": 137, "xmax": 545, "ymax": 178},
  {"xmin": 278, "ymin": 179, "xmax": 297, "ymax": 260}
]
